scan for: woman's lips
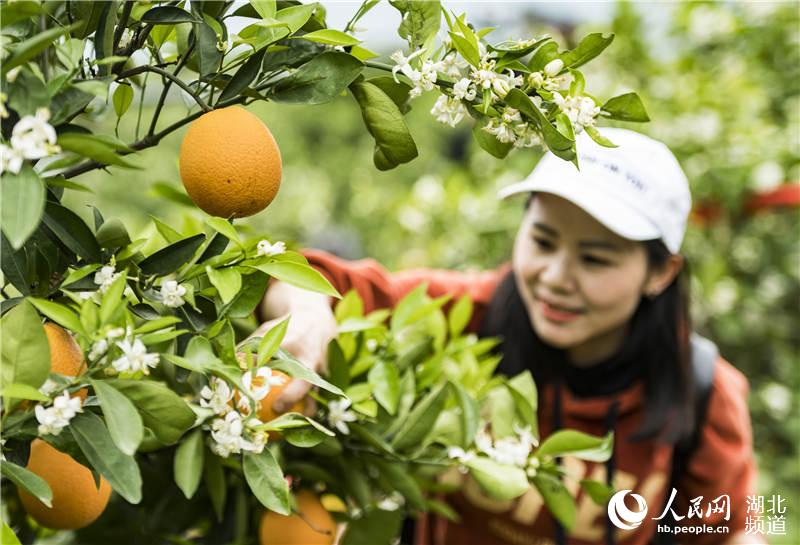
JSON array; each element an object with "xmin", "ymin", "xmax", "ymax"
[{"xmin": 535, "ymin": 296, "xmax": 585, "ymax": 323}]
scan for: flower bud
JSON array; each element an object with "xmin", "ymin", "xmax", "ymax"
[{"xmin": 544, "ymin": 58, "xmax": 564, "ymax": 78}]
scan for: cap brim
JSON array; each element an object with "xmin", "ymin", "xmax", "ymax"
[{"xmin": 498, "ymin": 178, "xmax": 661, "ymax": 242}]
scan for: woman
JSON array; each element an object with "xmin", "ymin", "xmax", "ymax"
[{"xmin": 256, "ymin": 129, "xmax": 760, "ymax": 545}]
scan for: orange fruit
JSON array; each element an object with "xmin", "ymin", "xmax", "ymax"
[
  {"xmin": 179, "ymin": 106, "xmax": 282, "ymax": 218},
  {"xmin": 259, "ymin": 490, "xmax": 336, "ymax": 545},
  {"xmin": 256, "ymin": 370, "xmax": 304, "ymax": 423},
  {"xmin": 19, "ymin": 440, "xmax": 111, "ymax": 530},
  {"xmin": 44, "ymin": 323, "xmax": 85, "ymax": 377}
]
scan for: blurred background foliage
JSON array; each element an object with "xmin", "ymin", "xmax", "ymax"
[{"xmin": 64, "ymin": 2, "xmax": 798, "ymax": 542}]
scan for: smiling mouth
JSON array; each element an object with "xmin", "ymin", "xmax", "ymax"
[{"xmin": 534, "ymin": 295, "xmax": 585, "ymax": 314}]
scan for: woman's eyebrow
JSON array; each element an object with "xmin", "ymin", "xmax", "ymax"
[
  {"xmin": 578, "ymin": 240, "xmax": 623, "ymax": 252},
  {"xmin": 532, "ymin": 222, "xmax": 558, "ymax": 236}
]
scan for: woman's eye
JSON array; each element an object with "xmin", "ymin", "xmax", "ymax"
[
  {"xmin": 582, "ymin": 255, "xmax": 611, "ymax": 266},
  {"xmin": 531, "ymin": 236, "xmax": 554, "ymax": 250}
]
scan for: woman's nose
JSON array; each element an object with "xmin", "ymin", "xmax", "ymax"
[{"xmin": 539, "ymin": 254, "xmax": 573, "ymax": 290}]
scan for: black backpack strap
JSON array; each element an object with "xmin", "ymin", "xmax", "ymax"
[{"xmin": 652, "ymin": 333, "xmax": 718, "ymax": 544}]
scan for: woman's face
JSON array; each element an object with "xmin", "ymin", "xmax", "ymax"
[{"xmin": 512, "ymin": 193, "xmax": 660, "ymax": 366}]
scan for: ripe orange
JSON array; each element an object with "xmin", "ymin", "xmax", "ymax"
[
  {"xmin": 256, "ymin": 370, "xmax": 305, "ymax": 423},
  {"xmin": 179, "ymin": 106, "xmax": 282, "ymax": 218},
  {"xmin": 44, "ymin": 323, "xmax": 85, "ymax": 377},
  {"xmin": 19, "ymin": 440, "xmax": 111, "ymax": 530},
  {"xmin": 259, "ymin": 490, "xmax": 337, "ymax": 545}
]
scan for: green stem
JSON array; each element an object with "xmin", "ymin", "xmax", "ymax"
[{"xmin": 147, "ymin": 42, "xmax": 196, "ymax": 137}]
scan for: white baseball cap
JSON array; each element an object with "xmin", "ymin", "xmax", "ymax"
[{"xmin": 498, "ymin": 128, "xmax": 691, "ymax": 254}]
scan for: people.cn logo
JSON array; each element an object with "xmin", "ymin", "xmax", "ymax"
[{"xmin": 608, "ymin": 490, "xmax": 649, "ymax": 530}]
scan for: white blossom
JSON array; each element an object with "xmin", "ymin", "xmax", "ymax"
[
  {"xmin": 257, "ymin": 240, "xmax": 286, "ymax": 257},
  {"xmin": 436, "ymin": 52, "xmax": 467, "ymax": 78},
  {"xmin": 111, "ymin": 337, "xmax": 159, "ymax": 375},
  {"xmin": 390, "ymin": 48, "xmax": 425, "ymax": 82},
  {"xmin": 38, "ymin": 379, "xmax": 59, "ymax": 396},
  {"xmin": 35, "ymin": 391, "xmax": 83, "ymax": 436},
  {"xmin": 160, "ymin": 279, "xmax": 186, "ymax": 308},
  {"xmin": 552, "ymin": 92, "xmax": 601, "ymax": 134},
  {"xmin": 543, "ymin": 59, "xmax": 564, "ymax": 78},
  {"xmin": 473, "ymin": 425, "xmax": 538, "ymax": 468},
  {"xmin": 430, "ymin": 95, "xmax": 467, "ymax": 127},
  {"xmin": 447, "ymin": 446, "xmax": 476, "ymax": 465},
  {"xmin": 94, "ymin": 265, "xmax": 121, "ymax": 293},
  {"xmin": 513, "ymin": 123, "xmax": 542, "ymax": 149},
  {"xmin": 377, "ymin": 493, "xmax": 405, "ymax": 511},
  {"xmin": 0, "ymin": 93, "xmax": 8, "ymax": 119},
  {"xmin": 9, "ymin": 108, "xmax": 60, "ymax": 161},
  {"xmin": 210, "ymin": 411, "xmax": 246, "ymax": 457},
  {"xmin": 5, "ymin": 66, "xmax": 21, "ymax": 82},
  {"xmin": 200, "ymin": 377, "xmax": 234, "ymax": 415},
  {"xmin": 483, "ymin": 117, "xmax": 517, "ymax": 144},
  {"xmin": 242, "ymin": 366, "xmax": 286, "ymax": 402},
  {"xmin": 452, "ymin": 78, "xmax": 477, "ymax": 101},
  {"xmin": 327, "ymin": 398, "xmax": 358, "ymax": 435}
]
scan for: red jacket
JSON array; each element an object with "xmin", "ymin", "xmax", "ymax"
[{"xmin": 303, "ymin": 249, "xmax": 758, "ymax": 545}]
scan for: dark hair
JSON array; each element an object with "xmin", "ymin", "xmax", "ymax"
[{"xmin": 479, "ymin": 195, "xmax": 695, "ymax": 445}]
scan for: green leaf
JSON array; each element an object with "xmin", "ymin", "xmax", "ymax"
[
  {"xmin": 99, "ymin": 273, "xmax": 128, "ymax": 325},
  {"xmin": 536, "ymin": 430, "xmax": 613, "ymax": 462},
  {"xmin": 205, "ymin": 217, "xmax": 241, "ymax": 247},
  {"xmin": 350, "ymin": 81, "xmax": 418, "ymax": 171},
  {"xmin": 2, "ymin": 23, "xmax": 78, "ymax": 75},
  {"xmin": 243, "ymin": 449, "xmax": 290, "ymax": 515},
  {"xmin": 1, "ymin": 233, "xmax": 29, "ymax": 295},
  {"xmin": 465, "ymin": 456, "xmax": 529, "ymax": 501},
  {"xmin": 528, "ymin": 41, "xmax": 559, "ymax": 72},
  {"xmin": 532, "ymin": 472, "xmax": 576, "ymax": 530},
  {"xmin": 584, "ymin": 125, "xmax": 618, "ymax": 148},
  {"xmin": 150, "ymin": 182, "xmax": 194, "ymax": 208},
  {"xmin": 505, "ymin": 88, "xmax": 576, "ymax": 162},
  {"xmin": 272, "ymin": 351, "xmax": 345, "ymax": 397},
  {"xmin": 298, "ymin": 29, "xmax": 360, "ymax": 46},
  {"xmin": 451, "ymin": 381, "xmax": 479, "ymax": 448},
  {"xmin": 0, "ymin": 1, "xmax": 43, "ymax": 27},
  {"xmin": 390, "ymin": 382, "xmax": 449, "ymax": 451},
  {"xmin": 580, "ymin": 478, "xmax": 614, "ymax": 506},
  {"xmin": 94, "ymin": 1, "xmax": 117, "ymax": 76},
  {"xmin": 133, "ymin": 316, "xmax": 182, "ymax": 335},
  {"xmin": 206, "ymin": 266, "xmax": 241, "ymax": 304},
  {"xmin": 174, "ymin": 429, "xmax": 204, "ymax": 499},
  {"xmin": 272, "ymin": 51, "xmax": 363, "ymax": 105},
  {"xmin": 274, "ymin": 3, "xmax": 316, "ymax": 34},
  {"xmin": 257, "ymin": 316, "xmax": 289, "ymax": 365},
  {"xmin": 560, "ymin": 33, "xmax": 614, "ymax": 69},
  {"xmin": 57, "ymin": 133, "xmax": 139, "ymax": 169},
  {"xmin": 1, "ymin": 166, "xmax": 45, "ymax": 250},
  {"xmin": 326, "ymin": 340, "xmax": 350, "ymax": 390},
  {"xmin": 218, "ymin": 47, "xmax": 267, "ymax": 104},
  {"xmin": 1, "ymin": 521, "xmax": 22, "ymax": 545},
  {"xmin": 250, "ymin": 0, "xmax": 276, "ymax": 19},
  {"xmin": 42, "ymin": 201, "xmax": 102, "ymax": 262},
  {"xmin": 27, "ymin": 298, "xmax": 83, "ymax": 335},
  {"xmin": 195, "ymin": 21, "xmax": 223, "ymax": 78},
  {"xmin": 283, "ymin": 426, "xmax": 326, "ymax": 448},
  {"xmin": 601, "ymin": 92, "xmax": 650, "ymax": 122},
  {"xmin": 368, "ymin": 359, "xmax": 400, "ymax": 415},
  {"xmin": 70, "ymin": 411, "xmax": 143, "ymax": 504},
  {"xmin": 224, "ymin": 270, "xmax": 270, "ymax": 319},
  {"xmin": 251, "ymin": 261, "xmax": 340, "ymax": 298},
  {"xmin": 1, "ymin": 300, "xmax": 49, "ymax": 390},
  {"xmin": 141, "ymin": 6, "xmax": 200, "ymax": 24},
  {"xmin": 110, "ymin": 379, "xmax": 196, "ymax": 445},
  {"xmin": 448, "ymin": 296, "xmax": 473, "ymax": 338},
  {"xmin": 473, "ymin": 119, "xmax": 513, "ymax": 159},
  {"xmin": 449, "ymin": 31, "xmax": 480, "ymax": 68},
  {"xmin": 91, "ymin": 380, "xmax": 144, "ymax": 456},
  {"xmin": 372, "ymin": 459, "xmax": 425, "ymax": 509},
  {"xmin": 113, "ymin": 84, "xmax": 134, "ymax": 119},
  {"xmin": 96, "ymin": 218, "xmax": 131, "ymax": 250},
  {"xmin": 139, "ymin": 234, "xmax": 206, "ymax": 276},
  {"xmin": 389, "ymin": 0, "xmax": 440, "ymax": 50},
  {"xmin": 1, "ymin": 460, "xmax": 52, "ymax": 507},
  {"xmin": 341, "ymin": 508, "xmax": 403, "ymax": 545},
  {"xmin": 0, "ymin": 382, "xmax": 49, "ymax": 402}
]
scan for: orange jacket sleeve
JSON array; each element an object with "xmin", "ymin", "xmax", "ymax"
[
  {"xmin": 301, "ymin": 249, "xmax": 510, "ymax": 333},
  {"xmin": 676, "ymin": 359, "xmax": 758, "ymax": 544}
]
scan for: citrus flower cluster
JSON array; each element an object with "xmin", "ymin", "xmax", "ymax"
[
  {"xmin": 390, "ymin": 38, "xmax": 603, "ymax": 148},
  {"xmin": 0, "ymin": 106, "xmax": 61, "ymax": 175},
  {"xmin": 448, "ymin": 424, "xmax": 541, "ymax": 477},
  {"xmin": 35, "ymin": 391, "xmax": 83, "ymax": 436}
]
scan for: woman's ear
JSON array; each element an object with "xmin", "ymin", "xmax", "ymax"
[{"xmin": 643, "ymin": 254, "xmax": 684, "ymax": 297}]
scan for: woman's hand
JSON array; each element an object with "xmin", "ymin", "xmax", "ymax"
[{"xmin": 250, "ymin": 280, "xmax": 338, "ymax": 413}]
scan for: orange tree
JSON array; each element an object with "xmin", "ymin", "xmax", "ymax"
[{"xmin": 0, "ymin": 1, "xmax": 647, "ymax": 544}]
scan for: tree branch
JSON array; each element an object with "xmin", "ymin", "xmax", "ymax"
[
  {"xmin": 147, "ymin": 42, "xmax": 195, "ymax": 136},
  {"xmin": 116, "ymin": 64, "xmax": 211, "ymax": 113},
  {"xmin": 61, "ymin": 94, "xmax": 247, "ymax": 180}
]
